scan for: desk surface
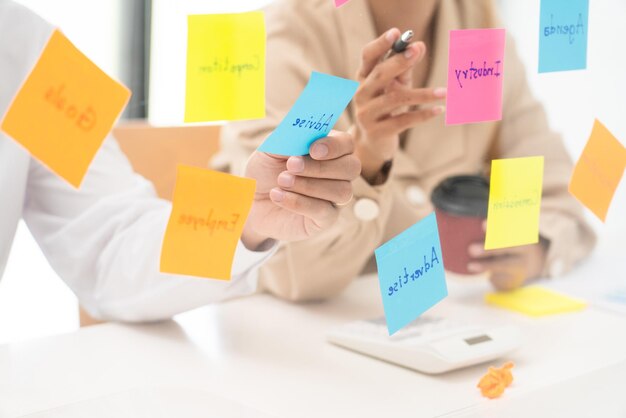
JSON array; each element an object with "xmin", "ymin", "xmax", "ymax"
[{"xmin": 2, "ymin": 237, "xmax": 626, "ymax": 418}]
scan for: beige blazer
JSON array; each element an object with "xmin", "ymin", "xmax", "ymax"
[{"xmin": 217, "ymin": 0, "xmax": 596, "ymax": 301}]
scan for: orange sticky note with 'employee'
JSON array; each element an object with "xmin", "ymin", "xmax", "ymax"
[
  {"xmin": 569, "ymin": 120, "xmax": 626, "ymax": 222},
  {"xmin": 160, "ymin": 165, "xmax": 256, "ymax": 280},
  {"xmin": 0, "ymin": 30, "xmax": 130, "ymax": 188}
]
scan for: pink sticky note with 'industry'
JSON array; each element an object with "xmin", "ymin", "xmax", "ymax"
[
  {"xmin": 334, "ymin": 0, "xmax": 350, "ymax": 7},
  {"xmin": 446, "ymin": 28, "xmax": 506, "ymax": 125}
]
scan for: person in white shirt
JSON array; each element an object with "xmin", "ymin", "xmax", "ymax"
[{"xmin": 0, "ymin": 0, "xmax": 361, "ymax": 322}]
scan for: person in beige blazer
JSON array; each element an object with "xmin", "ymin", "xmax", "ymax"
[{"xmin": 217, "ymin": 0, "xmax": 596, "ymax": 301}]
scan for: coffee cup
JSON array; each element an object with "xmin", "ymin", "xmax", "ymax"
[{"xmin": 431, "ymin": 175, "xmax": 489, "ymax": 275}]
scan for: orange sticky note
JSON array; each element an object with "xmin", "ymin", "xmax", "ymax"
[
  {"xmin": 569, "ymin": 120, "xmax": 626, "ymax": 221},
  {"xmin": 0, "ymin": 30, "xmax": 130, "ymax": 188},
  {"xmin": 160, "ymin": 165, "xmax": 256, "ymax": 280}
]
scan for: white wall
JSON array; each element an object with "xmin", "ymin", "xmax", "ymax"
[
  {"xmin": 499, "ymin": 0, "xmax": 626, "ymax": 231},
  {"xmin": 10, "ymin": 0, "xmax": 124, "ymax": 80},
  {"xmin": 149, "ymin": 0, "xmax": 274, "ymax": 125}
]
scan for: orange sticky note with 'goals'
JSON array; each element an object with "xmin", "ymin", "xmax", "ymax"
[
  {"xmin": 0, "ymin": 29, "xmax": 130, "ymax": 188},
  {"xmin": 569, "ymin": 120, "xmax": 626, "ymax": 222},
  {"xmin": 160, "ymin": 165, "xmax": 256, "ymax": 280}
]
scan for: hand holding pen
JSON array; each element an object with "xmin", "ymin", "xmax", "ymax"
[{"xmin": 352, "ymin": 28, "xmax": 447, "ymax": 184}]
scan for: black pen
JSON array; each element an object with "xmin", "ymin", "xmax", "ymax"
[{"xmin": 384, "ymin": 30, "xmax": 414, "ymax": 60}]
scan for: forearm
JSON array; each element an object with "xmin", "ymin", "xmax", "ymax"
[{"xmin": 90, "ymin": 206, "xmax": 278, "ymax": 322}]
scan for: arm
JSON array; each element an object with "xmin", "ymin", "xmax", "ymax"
[
  {"xmin": 219, "ymin": 5, "xmax": 444, "ymax": 301},
  {"xmin": 467, "ymin": 35, "xmax": 596, "ymax": 288},
  {"xmin": 23, "ymin": 137, "xmax": 275, "ymax": 322}
]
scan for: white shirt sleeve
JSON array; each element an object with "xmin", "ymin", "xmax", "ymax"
[{"xmin": 22, "ymin": 136, "xmax": 276, "ymax": 322}]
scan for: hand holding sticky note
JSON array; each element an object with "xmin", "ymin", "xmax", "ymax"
[
  {"xmin": 258, "ymin": 71, "xmax": 358, "ymax": 156},
  {"xmin": 539, "ymin": 0, "xmax": 589, "ymax": 73},
  {"xmin": 446, "ymin": 28, "xmax": 506, "ymax": 125},
  {"xmin": 375, "ymin": 212, "xmax": 447, "ymax": 336},
  {"xmin": 160, "ymin": 165, "xmax": 256, "ymax": 280},
  {"xmin": 486, "ymin": 286, "xmax": 587, "ymax": 317},
  {"xmin": 185, "ymin": 12, "xmax": 265, "ymax": 123},
  {"xmin": 485, "ymin": 156, "xmax": 544, "ymax": 250},
  {"xmin": 569, "ymin": 120, "xmax": 626, "ymax": 222},
  {"xmin": 0, "ymin": 29, "xmax": 130, "ymax": 188}
]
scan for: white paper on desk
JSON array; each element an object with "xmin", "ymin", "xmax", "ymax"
[{"xmin": 19, "ymin": 386, "xmax": 276, "ymax": 418}]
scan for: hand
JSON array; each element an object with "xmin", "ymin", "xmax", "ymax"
[
  {"xmin": 466, "ymin": 226, "xmax": 550, "ymax": 291},
  {"xmin": 353, "ymin": 28, "xmax": 446, "ymax": 182},
  {"xmin": 241, "ymin": 131, "xmax": 361, "ymax": 250}
]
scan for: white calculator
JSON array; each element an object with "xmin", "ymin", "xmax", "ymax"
[{"xmin": 327, "ymin": 316, "xmax": 521, "ymax": 374}]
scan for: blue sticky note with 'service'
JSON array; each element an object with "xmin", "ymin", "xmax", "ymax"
[
  {"xmin": 539, "ymin": 0, "xmax": 589, "ymax": 73},
  {"xmin": 258, "ymin": 71, "xmax": 358, "ymax": 156},
  {"xmin": 375, "ymin": 212, "xmax": 448, "ymax": 336}
]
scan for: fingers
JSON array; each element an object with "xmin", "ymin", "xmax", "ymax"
[
  {"xmin": 269, "ymin": 188, "xmax": 339, "ymax": 229},
  {"xmin": 367, "ymin": 106, "xmax": 444, "ymax": 138},
  {"xmin": 468, "ymin": 242, "xmax": 525, "ymax": 261},
  {"xmin": 357, "ymin": 42, "xmax": 426, "ymax": 100},
  {"xmin": 467, "ymin": 241, "xmax": 525, "ymax": 274},
  {"xmin": 358, "ymin": 28, "xmax": 401, "ymax": 79},
  {"xmin": 309, "ymin": 130, "xmax": 355, "ymax": 161},
  {"xmin": 467, "ymin": 254, "xmax": 528, "ymax": 291},
  {"xmin": 286, "ymin": 154, "xmax": 361, "ymax": 181},
  {"xmin": 489, "ymin": 267, "xmax": 529, "ymax": 292},
  {"xmin": 277, "ymin": 172, "xmax": 353, "ymax": 204},
  {"xmin": 467, "ymin": 254, "xmax": 521, "ymax": 275},
  {"xmin": 357, "ymin": 87, "xmax": 447, "ymax": 126}
]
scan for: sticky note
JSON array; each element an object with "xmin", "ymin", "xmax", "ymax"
[
  {"xmin": 375, "ymin": 212, "xmax": 448, "ymax": 336},
  {"xmin": 0, "ymin": 30, "xmax": 130, "ymax": 188},
  {"xmin": 185, "ymin": 12, "xmax": 265, "ymax": 123},
  {"xmin": 258, "ymin": 71, "xmax": 358, "ymax": 156},
  {"xmin": 160, "ymin": 165, "xmax": 256, "ymax": 280},
  {"xmin": 446, "ymin": 29, "xmax": 506, "ymax": 125},
  {"xmin": 486, "ymin": 286, "xmax": 587, "ymax": 317},
  {"xmin": 334, "ymin": 0, "xmax": 350, "ymax": 6},
  {"xmin": 485, "ymin": 156, "xmax": 544, "ymax": 250},
  {"xmin": 569, "ymin": 120, "xmax": 626, "ymax": 222},
  {"xmin": 539, "ymin": 0, "xmax": 589, "ymax": 73}
]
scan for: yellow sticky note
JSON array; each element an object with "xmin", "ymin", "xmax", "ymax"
[
  {"xmin": 185, "ymin": 12, "xmax": 265, "ymax": 123},
  {"xmin": 160, "ymin": 165, "xmax": 256, "ymax": 280},
  {"xmin": 0, "ymin": 30, "xmax": 130, "ymax": 188},
  {"xmin": 486, "ymin": 286, "xmax": 587, "ymax": 317},
  {"xmin": 569, "ymin": 120, "xmax": 626, "ymax": 222},
  {"xmin": 485, "ymin": 156, "xmax": 544, "ymax": 250}
]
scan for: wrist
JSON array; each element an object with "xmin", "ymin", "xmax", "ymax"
[
  {"xmin": 241, "ymin": 226, "xmax": 274, "ymax": 252},
  {"xmin": 355, "ymin": 144, "xmax": 393, "ymax": 184}
]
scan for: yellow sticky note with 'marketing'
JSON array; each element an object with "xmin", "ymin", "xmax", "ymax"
[
  {"xmin": 569, "ymin": 119, "xmax": 626, "ymax": 222},
  {"xmin": 185, "ymin": 12, "xmax": 265, "ymax": 123},
  {"xmin": 160, "ymin": 165, "xmax": 256, "ymax": 280},
  {"xmin": 486, "ymin": 286, "xmax": 587, "ymax": 317},
  {"xmin": 0, "ymin": 29, "xmax": 131, "ymax": 188},
  {"xmin": 485, "ymin": 156, "xmax": 544, "ymax": 250}
]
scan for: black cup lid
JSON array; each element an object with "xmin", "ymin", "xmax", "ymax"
[{"xmin": 431, "ymin": 175, "xmax": 489, "ymax": 217}]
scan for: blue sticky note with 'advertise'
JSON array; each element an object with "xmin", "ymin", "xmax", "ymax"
[
  {"xmin": 539, "ymin": 0, "xmax": 589, "ymax": 73},
  {"xmin": 258, "ymin": 71, "xmax": 359, "ymax": 156},
  {"xmin": 374, "ymin": 212, "xmax": 448, "ymax": 336}
]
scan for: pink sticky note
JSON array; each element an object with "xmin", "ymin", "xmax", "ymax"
[
  {"xmin": 334, "ymin": 0, "xmax": 350, "ymax": 7},
  {"xmin": 446, "ymin": 29, "xmax": 506, "ymax": 125}
]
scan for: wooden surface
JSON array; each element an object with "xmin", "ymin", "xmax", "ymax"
[{"xmin": 113, "ymin": 121, "xmax": 222, "ymax": 201}]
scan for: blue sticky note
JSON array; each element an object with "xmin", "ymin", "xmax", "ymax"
[
  {"xmin": 258, "ymin": 71, "xmax": 358, "ymax": 156},
  {"xmin": 539, "ymin": 0, "xmax": 589, "ymax": 73},
  {"xmin": 374, "ymin": 212, "xmax": 448, "ymax": 336}
]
